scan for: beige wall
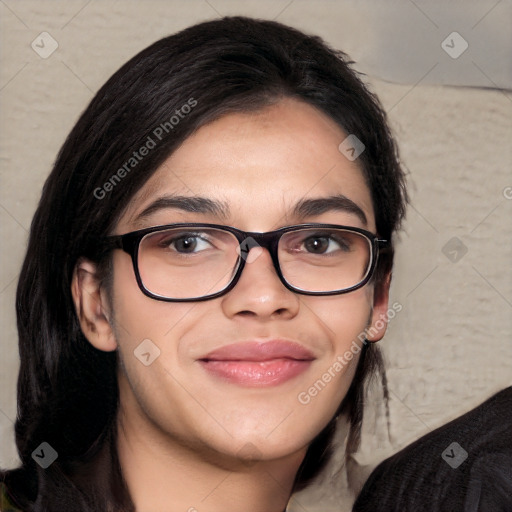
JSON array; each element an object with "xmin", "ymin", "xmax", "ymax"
[{"xmin": 1, "ymin": 2, "xmax": 511, "ymax": 510}]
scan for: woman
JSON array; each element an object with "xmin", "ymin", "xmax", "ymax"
[{"xmin": 1, "ymin": 16, "xmax": 407, "ymax": 511}]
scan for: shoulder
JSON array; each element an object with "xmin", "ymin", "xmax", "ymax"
[
  {"xmin": 353, "ymin": 387, "xmax": 512, "ymax": 512},
  {"xmin": 0, "ymin": 480, "xmax": 24, "ymax": 512},
  {"xmin": 0, "ymin": 467, "xmax": 37, "ymax": 512}
]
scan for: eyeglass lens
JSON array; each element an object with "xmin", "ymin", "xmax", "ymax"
[{"xmin": 137, "ymin": 226, "xmax": 372, "ymax": 299}]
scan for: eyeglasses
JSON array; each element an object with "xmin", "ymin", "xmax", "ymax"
[{"xmin": 101, "ymin": 223, "xmax": 387, "ymax": 302}]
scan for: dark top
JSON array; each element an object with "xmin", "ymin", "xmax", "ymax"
[
  {"xmin": 0, "ymin": 481, "xmax": 23, "ymax": 511},
  {"xmin": 352, "ymin": 386, "xmax": 512, "ymax": 512}
]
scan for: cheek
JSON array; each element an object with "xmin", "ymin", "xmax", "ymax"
[
  {"xmin": 109, "ymin": 249, "xmax": 202, "ymax": 373},
  {"xmin": 109, "ymin": 254, "xmax": 204, "ymax": 440},
  {"xmin": 110, "ymin": 252, "xmax": 194, "ymax": 343},
  {"xmin": 295, "ymin": 288, "xmax": 374, "ymax": 421},
  {"xmin": 309, "ymin": 286, "xmax": 374, "ymax": 353}
]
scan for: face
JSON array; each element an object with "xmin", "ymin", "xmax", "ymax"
[{"xmin": 74, "ymin": 97, "xmax": 389, "ymax": 467}]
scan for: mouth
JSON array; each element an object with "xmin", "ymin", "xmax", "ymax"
[{"xmin": 198, "ymin": 340, "xmax": 315, "ymax": 387}]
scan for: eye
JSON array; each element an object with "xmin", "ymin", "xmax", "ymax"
[
  {"xmin": 159, "ymin": 232, "xmax": 214, "ymax": 253},
  {"xmin": 302, "ymin": 234, "xmax": 351, "ymax": 254}
]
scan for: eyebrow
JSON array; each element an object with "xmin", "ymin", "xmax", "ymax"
[
  {"xmin": 134, "ymin": 195, "xmax": 230, "ymax": 225},
  {"xmin": 292, "ymin": 194, "xmax": 367, "ymax": 226},
  {"xmin": 133, "ymin": 193, "xmax": 367, "ymax": 226}
]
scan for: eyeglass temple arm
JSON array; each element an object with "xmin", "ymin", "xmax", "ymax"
[{"xmin": 93, "ymin": 234, "xmax": 128, "ymax": 260}]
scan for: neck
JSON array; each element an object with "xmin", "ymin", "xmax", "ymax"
[{"xmin": 116, "ymin": 373, "xmax": 306, "ymax": 512}]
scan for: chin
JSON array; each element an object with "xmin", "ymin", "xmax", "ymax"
[{"xmin": 219, "ymin": 426, "xmax": 317, "ymax": 462}]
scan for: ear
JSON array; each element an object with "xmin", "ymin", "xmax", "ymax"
[
  {"xmin": 366, "ymin": 272, "xmax": 391, "ymax": 343},
  {"xmin": 71, "ymin": 258, "xmax": 117, "ymax": 352}
]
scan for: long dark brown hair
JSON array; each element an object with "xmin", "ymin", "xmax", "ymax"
[{"xmin": 1, "ymin": 16, "xmax": 407, "ymax": 511}]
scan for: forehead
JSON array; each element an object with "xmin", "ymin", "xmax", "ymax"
[{"xmin": 120, "ymin": 98, "xmax": 375, "ymax": 232}]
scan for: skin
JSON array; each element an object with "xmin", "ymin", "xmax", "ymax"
[{"xmin": 72, "ymin": 97, "xmax": 390, "ymax": 512}]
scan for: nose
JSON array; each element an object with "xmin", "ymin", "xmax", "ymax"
[{"xmin": 220, "ymin": 246, "xmax": 300, "ymax": 320}]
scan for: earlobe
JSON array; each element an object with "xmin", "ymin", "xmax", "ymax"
[
  {"xmin": 366, "ymin": 273, "xmax": 391, "ymax": 343},
  {"xmin": 71, "ymin": 258, "xmax": 118, "ymax": 352}
]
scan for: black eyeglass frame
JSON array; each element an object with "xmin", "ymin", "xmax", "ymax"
[{"xmin": 101, "ymin": 223, "xmax": 388, "ymax": 302}]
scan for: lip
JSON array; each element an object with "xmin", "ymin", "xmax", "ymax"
[
  {"xmin": 201, "ymin": 340, "xmax": 315, "ymax": 362},
  {"xmin": 198, "ymin": 340, "xmax": 315, "ymax": 387}
]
